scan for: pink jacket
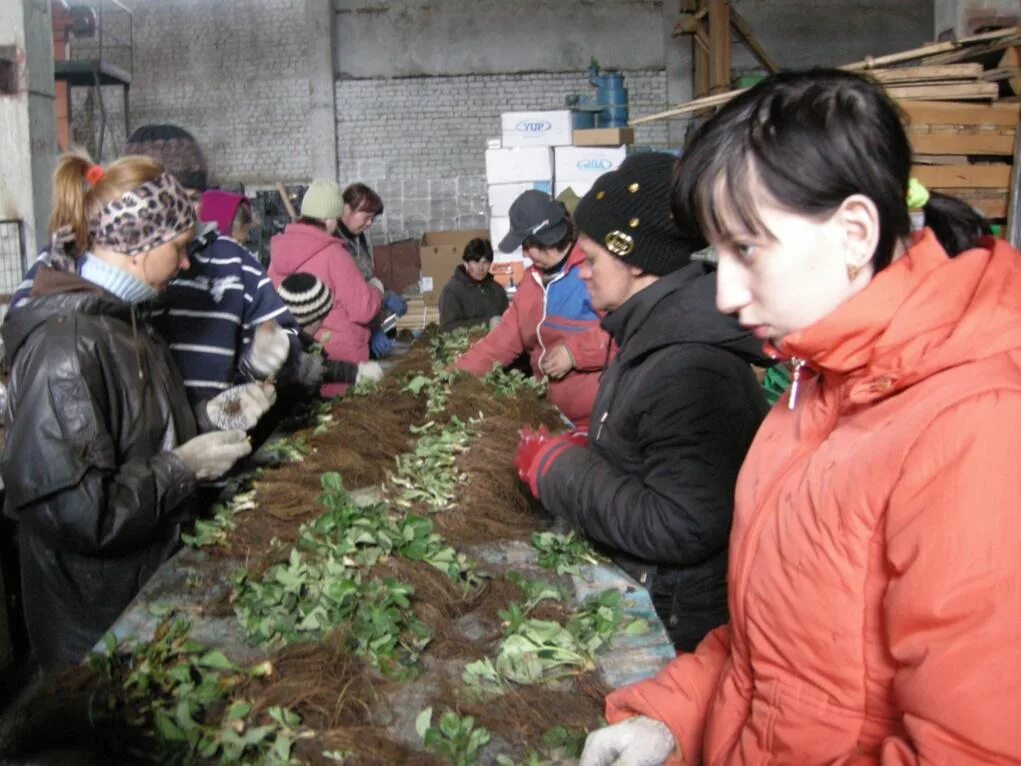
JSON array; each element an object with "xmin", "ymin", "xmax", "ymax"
[
  {"xmin": 603, "ymin": 231, "xmax": 1021, "ymax": 764},
  {"xmin": 268, "ymin": 223, "xmax": 382, "ymax": 397},
  {"xmin": 454, "ymin": 245, "xmax": 610, "ymax": 427}
]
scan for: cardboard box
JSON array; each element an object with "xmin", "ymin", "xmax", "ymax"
[
  {"xmin": 554, "ymin": 145, "xmax": 627, "ymax": 182},
  {"xmin": 501, "ymin": 110, "xmax": 573, "ymax": 148},
  {"xmin": 372, "ymin": 238, "xmax": 421, "ymax": 294},
  {"xmin": 572, "ymin": 127, "xmax": 635, "ymax": 146},
  {"xmin": 485, "ymin": 147, "xmax": 554, "ymax": 185},
  {"xmin": 488, "ymin": 181, "xmax": 553, "ymax": 217},
  {"xmin": 554, "ymin": 180, "xmax": 595, "ymax": 200},
  {"xmin": 419, "ymin": 229, "xmax": 490, "ymax": 305}
]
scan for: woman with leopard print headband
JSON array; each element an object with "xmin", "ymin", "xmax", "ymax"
[{"xmin": 0, "ymin": 151, "xmax": 273, "ymax": 667}]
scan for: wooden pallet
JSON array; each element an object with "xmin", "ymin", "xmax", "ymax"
[{"xmin": 904, "ymin": 100, "xmax": 1020, "ymax": 221}]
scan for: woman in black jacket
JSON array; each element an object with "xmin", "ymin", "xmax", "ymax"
[
  {"xmin": 1, "ymin": 152, "xmax": 272, "ymax": 667},
  {"xmin": 516, "ymin": 154, "xmax": 769, "ymax": 650},
  {"xmin": 439, "ymin": 237, "xmax": 509, "ymax": 331}
]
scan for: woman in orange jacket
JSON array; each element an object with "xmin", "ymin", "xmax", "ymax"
[{"xmin": 580, "ymin": 69, "xmax": 1021, "ymax": 765}]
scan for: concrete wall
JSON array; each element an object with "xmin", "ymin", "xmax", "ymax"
[
  {"xmin": 934, "ymin": 0, "xmax": 1019, "ymax": 38},
  {"xmin": 67, "ymin": 0, "xmax": 934, "ymax": 241},
  {"xmin": 334, "ymin": 0, "xmax": 665, "ymax": 78},
  {"xmin": 71, "ymin": 0, "xmax": 312, "ymax": 185},
  {"xmin": 0, "ymin": 0, "xmax": 56, "ymax": 293}
]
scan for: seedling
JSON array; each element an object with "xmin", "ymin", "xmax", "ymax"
[{"xmin": 416, "ymin": 707, "xmax": 492, "ymax": 766}]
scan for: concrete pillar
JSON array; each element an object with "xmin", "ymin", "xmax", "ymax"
[
  {"xmin": 0, "ymin": 0, "xmax": 57, "ymax": 282},
  {"xmin": 663, "ymin": 1, "xmax": 694, "ymax": 150},
  {"xmin": 934, "ymin": 0, "xmax": 1020, "ymax": 39},
  {"xmin": 306, "ymin": 0, "xmax": 337, "ymax": 182}
]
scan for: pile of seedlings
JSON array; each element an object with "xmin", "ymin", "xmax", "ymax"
[{"xmin": 0, "ymin": 326, "xmax": 653, "ymax": 765}]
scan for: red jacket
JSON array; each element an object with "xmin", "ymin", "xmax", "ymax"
[
  {"xmin": 454, "ymin": 245, "xmax": 610, "ymax": 426},
  {"xmin": 268, "ymin": 223, "xmax": 381, "ymax": 397},
  {"xmin": 604, "ymin": 230, "xmax": 1021, "ymax": 764}
]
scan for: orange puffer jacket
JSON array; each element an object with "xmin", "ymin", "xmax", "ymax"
[{"xmin": 604, "ymin": 230, "xmax": 1021, "ymax": 764}]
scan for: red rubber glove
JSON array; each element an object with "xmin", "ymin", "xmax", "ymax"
[{"xmin": 515, "ymin": 427, "xmax": 588, "ymax": 499}]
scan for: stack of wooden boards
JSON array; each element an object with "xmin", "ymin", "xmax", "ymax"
[
  {"xmin": 397, "ymin": 293, "xmax": 441, "ymax": 332},
  {"xmin": 632, "ymin": 26, "xmax": 1021, "ymax": 235},
  {"xmin": 906, "ymin": 97, "xmax": 1019, "ymax": 220}
]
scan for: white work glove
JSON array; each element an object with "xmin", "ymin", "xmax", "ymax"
[
  {"xmin": 355, "ymin": 361, "xmax": 384, "ymax": 385},
  {"xmin": 205, "ymin": 382, "xmax": 277, "ymax": 431},
  {"xmin": 245, "ymin": 321, "xmax": 291, "ymax": 378},
  {"xmin": 368, "ymin": 277, "xmax": 386, "ymax": 295},
  {"xmin": 580, "ymin": 716, "xmax": 678, "ymax": 766},
  {"xmin": 489, "ymin": 315, "xmax": 502, "ymax": 330},
  {"xmin": 172, "ymin": 430, "xmax": 251, "ymax": 480}
]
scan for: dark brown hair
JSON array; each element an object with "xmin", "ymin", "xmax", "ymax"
[{"xmin": 343, "ymin": 183, "xmax": 384, "ymax": 216}]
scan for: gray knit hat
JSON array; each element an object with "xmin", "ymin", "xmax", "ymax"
[{"xmin": 279, "ymin": 273, "xmax": 333, "ymax": 327}]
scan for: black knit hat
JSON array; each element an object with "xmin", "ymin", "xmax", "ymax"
[
  {"xmin": 574, "ymin": 152, "xmax": 705, "ymax": 276},
  {"xmin": 279, "ymin": 273, "xmax": 333, "ymax": 328},
  {"xmin": 124, "ymin": 124, "xmax": 209, "ymax": 191}
]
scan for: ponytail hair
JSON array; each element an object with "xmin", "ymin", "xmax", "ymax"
[
  {"xmin": 922, "ymin": 191, "xmax": 993, "ymax": 257},
  {"xmin": 50, "ymin": 150, "xmax": 167, "ymax": 254}
]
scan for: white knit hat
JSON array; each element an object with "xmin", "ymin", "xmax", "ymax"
[
  {"xmin": 300, "ymin": 180, "xmax": 344, "ymax": 220},
  {"xmin": 279, "ymin": 272, "xmax": 333, "ymax": 327}
]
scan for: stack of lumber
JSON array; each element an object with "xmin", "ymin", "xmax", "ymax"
[
  {"xmin": 905, "ymin": 98, "xmax": 1019, "ymax": 220},
  {"xmin": 630, "ymin": 26, "xmax": 1021, "ymax": 236},
  {"xmin": 397, "ymin": 295, "xmax": 441, "ymax": 331}
]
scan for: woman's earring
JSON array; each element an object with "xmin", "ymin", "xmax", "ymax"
[{"xmin": 847, "ymin": 263, "xmax": 862, "ymax": 281}]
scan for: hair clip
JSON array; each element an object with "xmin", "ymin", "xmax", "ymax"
[
  {"xmin": 85, "ymin": 164, "xmax": 105, "ymax": 187},
  {"xmin": 907, "ymin": 178, "xmax": 929, "ymax": 210}
]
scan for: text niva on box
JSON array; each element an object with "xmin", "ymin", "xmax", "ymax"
[{"xmin": 577, "ymin": 158, "xmax": 614, "ymax": 172}]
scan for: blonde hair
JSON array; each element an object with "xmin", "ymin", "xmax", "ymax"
[{"xmin": 50, "ymin": 150, "xmax": 167, "ymax": 254}]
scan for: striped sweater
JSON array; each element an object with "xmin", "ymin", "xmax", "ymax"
[{"xmin": 11, "ymin": 236, "xmax": 302, "ymax": 403}]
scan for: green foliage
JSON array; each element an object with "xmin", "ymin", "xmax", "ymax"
[
  {"xmin": 416, "ymin": 707, "xmax": 492, "ymax": 766},
  {"xmin": 88, "ymin": 616, "xmax": 305, "ymax": 764},
  {"xmin": 531, "ymin": 531, "xmax": 604, "ymax": 576},
  {"xmin": 463, "ymin": 588, "xmax": 647, "ymax": 692},
  {"xmin": 182, "ymin": 490, "xmax": 258, "ymax": 549},
  {"xmin": 481, "ymin": 364, "xmax": 548, "ymax": 398},
  {"xmin": 233, "ymin": 473, "xmax": 474, "ymax": 678},
  {"xmin": 258, "ymin": 434, "xmax": 309, "ymax": 464},
  {"xmin": 389, "ymin": 418, "xmax": 475, "ymax": 512}
]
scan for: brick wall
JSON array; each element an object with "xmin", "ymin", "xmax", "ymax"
[
  {"xmin": 71, "ymin": 0, "xmax": 310, "ymax": 185},
  {"xmin": 337, "ymin": 69, "xmax": 669, "ymax": 244}
]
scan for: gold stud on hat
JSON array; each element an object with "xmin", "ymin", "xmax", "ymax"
[
  {"xmin": 596, "ymin": 190, "xmax": 606, "ymax": 200},
  {"xmin": 628, "ymin": 182, "xmax": 640, "ymax": 193},
  {"xmin": 629, "ymin": 217, "xmax": 640, "ymax": 228},
  {"xmin": 604, "ymin": 230, "xmax": 634, "ymax": 257}
]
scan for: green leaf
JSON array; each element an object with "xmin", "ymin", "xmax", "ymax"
[
  {"xmin": 321, "ymin": 472, "xmax": 344, "ymax": 493},
  {"xmin": 154, "ymin": 709, "xmax": 187, "ymax": 743},
  {"xmin": 623, "ymin": 618, "xmax": 650, "ymax": 635},
  {"xmin": 227, "ymin": 700, "xmax": 252, "ymax": 721},
  {"xmin": 197, "ymin": 649, "xmax": 235, "ymax": 670},
  {"xmin": 415, "ymin": 707, "xmax": 433, "ymax": 739}
]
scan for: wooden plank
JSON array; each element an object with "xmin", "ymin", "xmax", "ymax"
[
  {"xmin": 884, "ymin": 82, "xmax": 999, "ymax": 101},
  {"xmin": 918, "ymin": 34, "xmax": 1021, "ymax": 67},
  {"xmin": 706, "ymin": 0, "xmax": 731, "ymax": 95},
  {"xmin": 931, "ymin": 191, "xmax": 1008, "ymax": 219},
  {"xmin": 844, "ymin": 26, "xmax": 1021, "ymax": 71},
  {"xmin": 730, "ymin": 5, "xmax": 778, "ymax": 74},
  {"xmin": 912, "ymin": 164, "xmax": 1012, "ymax": 189},
  {"xmin": 910, "ymin": 132, "xmax": 1016, "ymax": 155},
  {"xmin": 1008, "ymin": 130, "xmax": 1021, "ymax": 247},
  {"xmin": 897, "ymin": 99, "xmax": 1021, "ymax": 127},
  {"xmin": 868, "ymin": 63, "xmax": 983, "ymax": 84}
]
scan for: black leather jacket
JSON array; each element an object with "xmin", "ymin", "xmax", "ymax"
[
  {"xmin": 1, "ymin": 267, "xmax": 198, "ymax": 666},
  {"xmin": 537, "ymin": 262, "xmax": 769, "ymax": 650}
]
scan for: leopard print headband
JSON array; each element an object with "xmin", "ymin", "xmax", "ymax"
[{"xmin": 89, "ymin": 172, "xmax": 197, "ymax": 256}]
